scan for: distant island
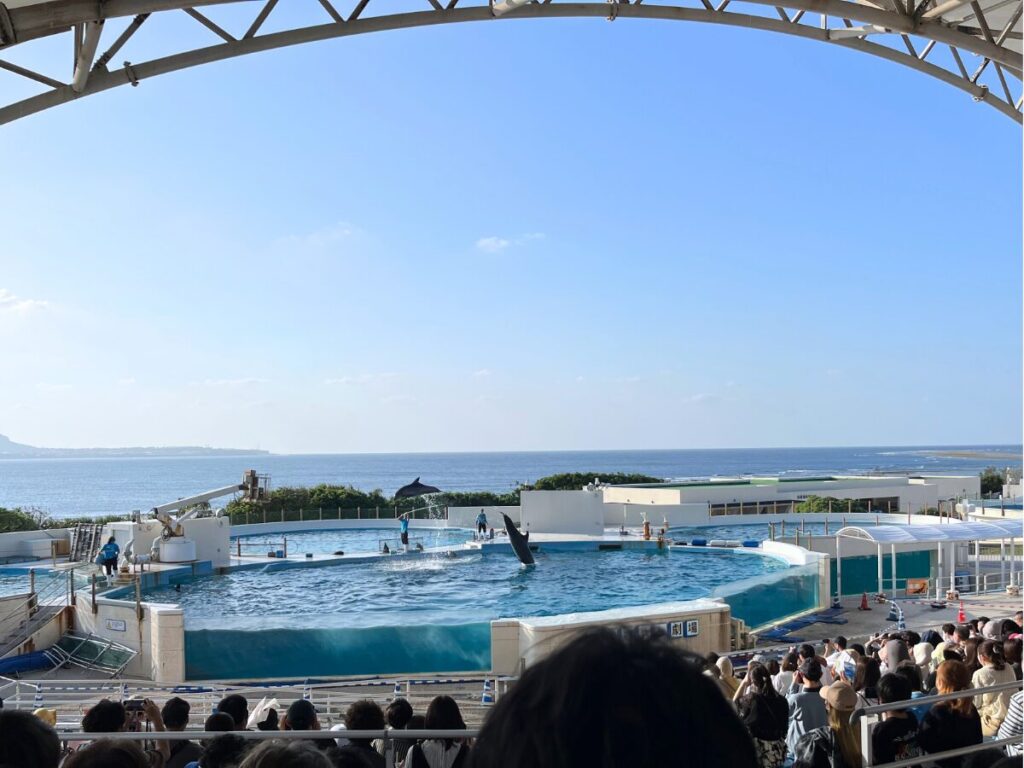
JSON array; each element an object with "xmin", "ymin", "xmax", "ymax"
[{"xmin": 0, "ymin": 433, "xmax": 269, "ymax": 459}]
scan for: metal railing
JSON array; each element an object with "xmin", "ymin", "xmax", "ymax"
[
  {"xmin": 851, "ymin": 678, "xmax": 1022, "ymax": 768},
  {"xmin": 231, "ymin": 506, "xmax": 449, "ymax": 525},
  {"xmin": 51, "ymin": 729, "xmax": 480, "ymax": 768}
]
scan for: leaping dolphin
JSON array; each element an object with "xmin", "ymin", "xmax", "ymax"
[
  {"xmin": 503, "ymin": 513, "xmax": 535, "ymax": 566},
  {"xmin": 394, "ymin": 477, "xmax": 441, "ymax": 498}
]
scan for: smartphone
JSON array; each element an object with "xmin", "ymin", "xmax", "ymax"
[{"xmin": 125, "ymin": 700, "xmax": 145, "ymax": 712}]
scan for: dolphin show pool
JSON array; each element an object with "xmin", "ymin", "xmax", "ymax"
[{"xmin": 135, "ymin": 528, "xmax": 822, "ymax": 679}]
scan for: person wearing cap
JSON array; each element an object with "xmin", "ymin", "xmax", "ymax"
[
  {"xmin": 792, "ymin": 680, "xmax": 861, "ymax": 768},
  {"xmin": 786, "ymin": 658, "xmax": 828, "ymax": 758}
]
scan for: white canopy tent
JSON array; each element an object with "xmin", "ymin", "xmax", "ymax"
[{"xmin": 835, "ymin": 519, "xmax": 1023, "ymax": 600}]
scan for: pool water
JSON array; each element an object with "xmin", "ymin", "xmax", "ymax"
[
  {"xmin": 141, "ymin": 547, "xmax": 800, "ymax": 678},
  {"xmin": 145, "ymin": 548, "xmax": 787, "ymax": 630},
  {"xmin": 232, "ymin": 527, "xmax": 473, "ymax": 555},
  {"xmin": 0, "ymin": 570, "xmax": 72, "ymax": 598}
]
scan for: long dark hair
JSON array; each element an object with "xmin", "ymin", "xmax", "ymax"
[
  {"xmin": 962, "ymin": 638, "xmax": 981, "ymax": 674},
  {"xmin": 854, "ymin": 656, "xmax": 880, "ymax": 694},
  {"xmin": 978, "ymin": 640, "xmax": 1005, "ymax": 671},
  {"xmin": 425, "ymin": 695, "xmax": 466, "ymax": 749},
  {"xmin": 746, "ymin": 662, "xmax": 779, "ymax": 698}
]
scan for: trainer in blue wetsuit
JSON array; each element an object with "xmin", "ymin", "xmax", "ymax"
[
  {"xmin": 99, "ymin": 536, "xmax": 119, "ymax": 576},
  {"xmin": 399, "ymin": 514, "xmax": 410, "ymax": 548},
  {"xmin": 476, "ymin": 509, "xmax": 488, "ymax": 536}
]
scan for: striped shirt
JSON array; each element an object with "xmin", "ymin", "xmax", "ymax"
[{"xmin": 996, "ymin": 690, "xmax": 1023, "ymax": 756}]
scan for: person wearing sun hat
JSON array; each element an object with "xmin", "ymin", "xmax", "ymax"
[{"xmin": 792, "ymin": 680, "xmax": 862, "ymax": 768}]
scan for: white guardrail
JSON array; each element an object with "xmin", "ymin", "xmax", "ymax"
[{"xmin": 851, "ymin": 679, "xmax": 1023, "ymax": 768}]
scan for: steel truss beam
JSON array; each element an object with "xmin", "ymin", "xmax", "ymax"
[{"xmin": 0, "ymin": 0, "xmax": 1020, "ymax": 125}]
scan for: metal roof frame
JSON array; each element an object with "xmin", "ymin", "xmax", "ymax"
[
  {"xmin": 836, "ymin": 519, "xmax": 1023, "ymax": 543},
  {"xmin": 0, "ymin": 0, "xmax": 1021, "ymax": 125}
]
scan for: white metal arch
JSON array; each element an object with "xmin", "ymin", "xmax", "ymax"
[{"xmin": 0, "ymin": 0, "xmax": 1021, "ymax": 125}]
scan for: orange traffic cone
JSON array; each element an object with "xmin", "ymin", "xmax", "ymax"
[
  {"xmin": 957, "ymin": 601, "xmax": 966, "ymax": 623},
  {"xmin": 858, "ymin": 592, "xmax": 871, "ymax": 611}
]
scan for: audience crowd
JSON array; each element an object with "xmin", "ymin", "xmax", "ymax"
[{"xmin": 0, "ymin": 610, "xmax": 1020, "ymax": 768}]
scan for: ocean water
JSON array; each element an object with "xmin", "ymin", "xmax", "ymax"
[{"xmin": 0, "ymin": 445, "xmax": 1018, "ymax": 518}]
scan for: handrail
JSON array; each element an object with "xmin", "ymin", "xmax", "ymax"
[
  {"xmin": 850, "ymin": 678, "xmax": 1022, "ymax": 768},
  {"xmin": 52, "ymin": 729, "xmax": 480, "ymax": 740},
  {"xmin": 850, "ymin": 678, "xmax": 1023, "ymax": 722}
]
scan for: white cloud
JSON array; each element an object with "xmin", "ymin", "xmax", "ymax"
[
  {"xmin": 0, "ymin": 289, "xmax": 49, "ymax": 314},
  {"xmin": 117, "ymin": 377, "xmax": 137, "ymax": 386},
  {"xmin": 325, "ymin": 372, "xmax": 398, "ymax": 385},
  {"xmin": 380, "ymin": 394, "xmax": 416, "ymax": 404},
  {"xmin": 474, "ymin": 232, "xmax": 546, "ymax": 254},
  {"xmin": 682, "ymin": 393, "xmax": 719, "ymax": 404},
  {"xmin": 472, "ymin": 369, "xmax": 491, "ymax": 378},
  {"xmin": 196, "ymin": 378, "xmax": 268, "ymax": 387},
  {"xmin": 274, "ymin": 222, "xmax": 355, "ymax": 251},
  {"xmin": 475, "ymin": 236, "xmax": 511, "ymax": 253},
  {"xmin": 36, "ymin": 383, "xmax": 71, "ymax": 392}
]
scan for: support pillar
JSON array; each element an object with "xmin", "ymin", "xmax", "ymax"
[
  {"xmin": 891, "ymin": 543, "xmax": 897, "ymax": 595},
  {"xmin": 836, "ymin": 535, "xmax": 843, "ymax": 598},
  {"xmin": 1001, "ymin": 539, "xmax": 1007, "ymax": 588},
  {"xmin": 877, "ymin": 543, "xmax": 884, "ymax": 596},
  {"xmin": 936, "ymin": 542, "xmax": 943, "ymax": 601},
  {"xmin": 975, "ymin": 540, "xmax": 980, "ymax": 594}
]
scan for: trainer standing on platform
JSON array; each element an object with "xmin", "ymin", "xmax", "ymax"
[
  {"xmin": 476, "ymin": 509, "xmax": 488, "ymax": 537},
  {"xmin": 98, "ymin": 536, "xmax": 120, "ymax": 576},
  {"xmin": 399, "ymin": 513, "xmax": 410, "ymax": 549}
]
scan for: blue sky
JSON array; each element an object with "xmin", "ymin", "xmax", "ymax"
[{"xmin": 0, "ymin": 4, "xmax": 1020, "ymax": 453}]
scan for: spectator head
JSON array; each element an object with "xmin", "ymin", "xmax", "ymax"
[
  {"xmin": 1004, "ymin": 637, "xmax": 1022, "ymax": 667},
  {"xmin": 61, "ymin": 739, "xmax": 148, "ymax": 768},
  {"xmin": 385, "ymin": 698, "xmax": 413, "ymax": 729},
  {"xmin": 940, "ymin": 623, "xmax": 956, "ymax": 641},
  {"xmin": 982, "ymin": 620, "xmax": 1002, "ymax": 640},
  {"xmin": 344, "ymin": 700, "xmax": 385, "ymax": 747},
  {"xmin": 999, "ymin": 619, "xmax": 1019, "ymax": 640},
  {"xmin": 877, "ymin": 672, "xmax": 912, "ymax": 704},
  {"xmin": 942, "ymin": 646, "xmax": 964, "ymax": 663},
  {"xmin": 238, "ymin": 740, "xmax": 333, "ymax": 768},
  {"xmin": 1015, "ymin": 610, "xmax": 1023, "ymax": 628},
  {"xmin": 716, "ymin": 656, "xmax": 735, "ymax": 679},
  {"xmin": 779, "ymin": 652, "xmax": 799, "ymax": 672},
  {"xmin": 216, "ymin": 694, "xmax": 248, "ymax": 730},
  {"xmin": 834, "ymin": 636, "xmax": 848, "ymax": 650},
  {"xmin": 978, "ymin": 640, "xmax": 1006, "ymax": 670},
  {"xmin": 81, "ymin": 699, "xmax": 126, "ymax": 733},
  {"xmin": 854, "ymin": 655, "xmax": 880, "ymax": 693},
  {"xmin": 798, "ymin": 644, "xmax": 817, "ymax": 661},
  {"xmin": 849, "ymin": 643, "xmax": 866, "ymax": 657},
  {"xmin": 894, "ymin": 660, "xmax": 924, "ymax": 694},
  {"xmin": 407, "ymin": 714, "xmax": 425, "ymax": 731},
  {"xmin": 912, "ymin": 642, "xmax": 932, "ymax": 670},
  {"xmin": 161, "ymin": 696, "xmax": 190, "ymax": 731},
  {"xmin": 205, "ymin": 713, "xmax": 237, "ymax": 733},
  {"xmin": 974, "ymin": 617, "xmax": 990, "ymax": 635},
  {"xmin": 799, "ymin": 657, "xmax": 823, "ymax": 684},
  {"xmin": 963, "ymin": 637, "xmax": 981, "ymax": 671},
  {"xmin": 200, "ymin": 734, "xmax": 251, "ymax": 768},
  {"xmin": 936, "ymin": 660, "xmax": 974, "ymax": 716},
  {"xmin": 921, "ymin": 629, "xmax": 942, "ymax": 647},
  {"xmin": 746, "ymin": 661, "xmax": 774, "ymax": 696},
  {"xmin": 0, "ymin": 710, "xmax": 61, "ymax": 768},
  {"xmin": 767, "ymin": 658, "xmax": 781, "ymax": 676},
  {"xmin": 819, "ymin": 681, "xmax": 861, "ymax": 767},
  {"xmin": 955, "ymin": 625, "xmax": 971, "ymax": 643},
  {"xmin": 424, "ymin": 695, "xmax": 466, "ymax": 749},
  {"xmin": 884, "ymin": 638, "xmax": 910, "ymax": 668},
  {"xmin": 705, "ymin": 651, "xmax": 720, "ymax": 670},
  {"xmin": 283, "ymin": 699, "xmax": 319, "ymax": 731},
  {"xmin": 472, "ymin": 626, "xmax": 758, "ymax": 768}
]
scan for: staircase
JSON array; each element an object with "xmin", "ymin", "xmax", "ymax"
[
  {"xmin": 69, "ymin": 524, "xmax": 104, "ymax": 564},
  {"xmin": 0, "ymin": 605, "xmax": 63, "ymax": 658}
]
